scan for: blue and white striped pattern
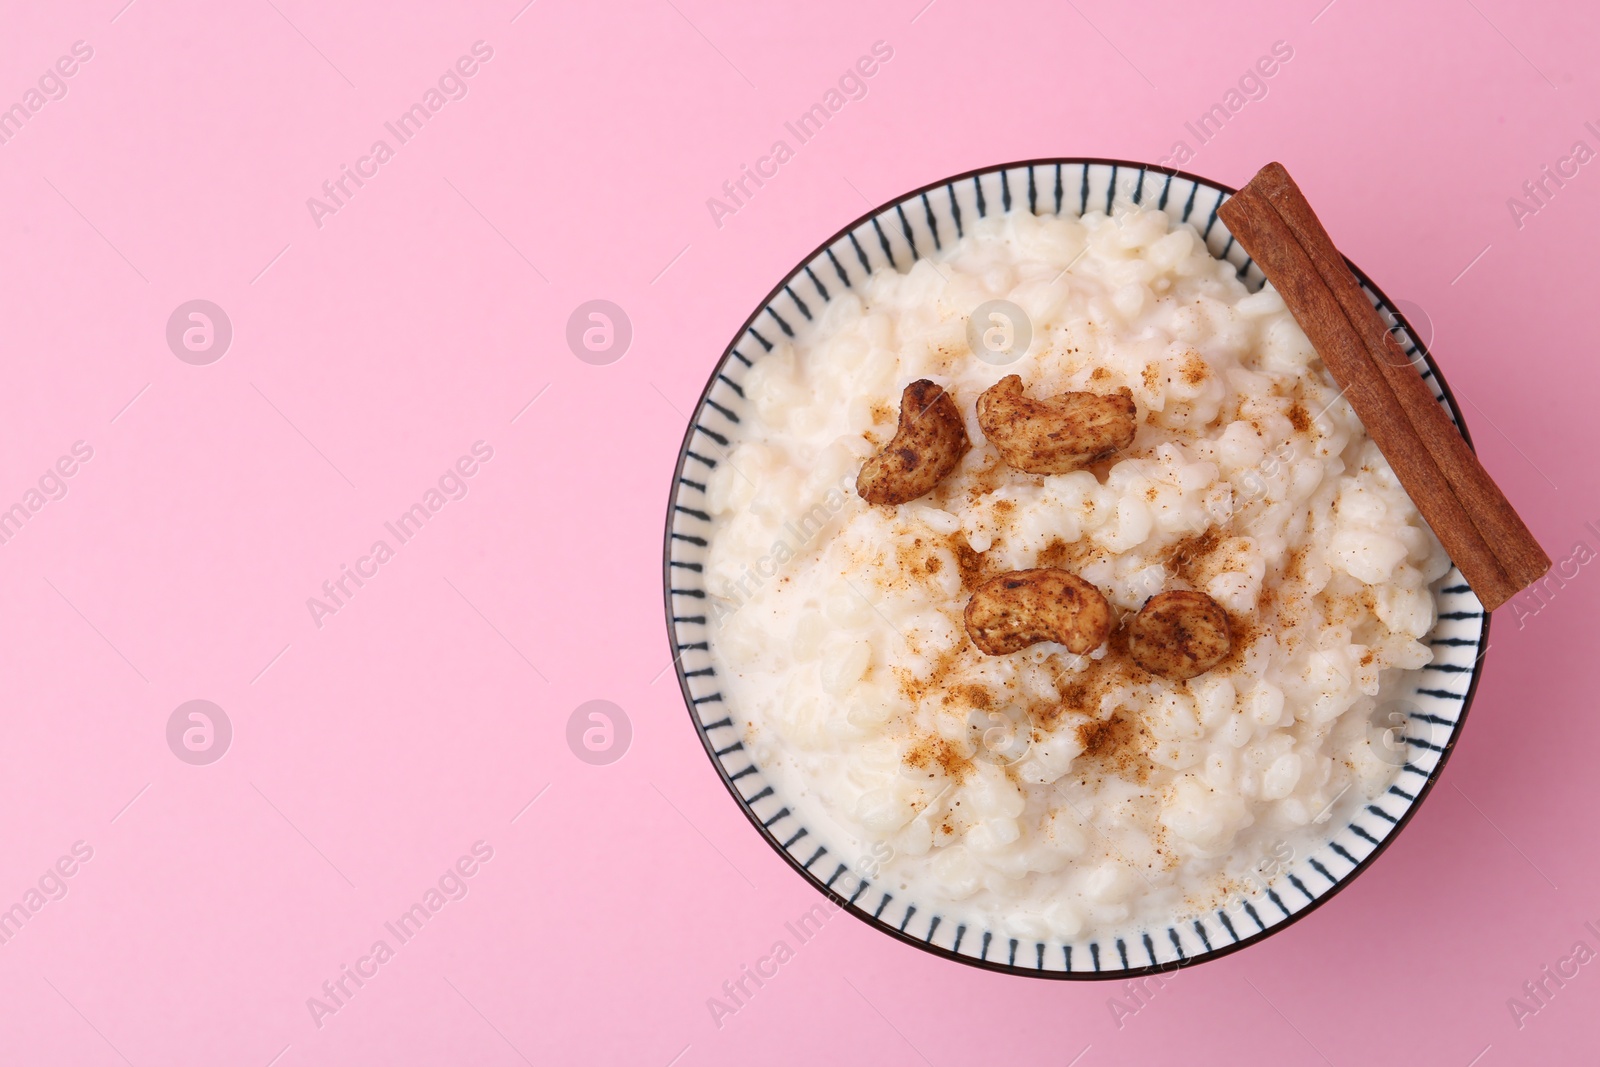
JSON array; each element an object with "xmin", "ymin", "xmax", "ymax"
[{"xmin": 662, "ymin": 159, "xmax": 1490, "ymax": 979}]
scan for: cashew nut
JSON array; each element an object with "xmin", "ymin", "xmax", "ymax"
[
  {"xmin": 964, "ymin": 568, "xmax": 1113, "ymax": 656},
  {"xmin": 976, "ymin": 375, "xmax": 1137, "ymax": 474},
  {"xmin": 1126, "ymin": 590, "xmax": 1232, "ymax": 680},
  {"xmin": 856, "ymin": 380, "xmax": 970, "ymax": 506}
]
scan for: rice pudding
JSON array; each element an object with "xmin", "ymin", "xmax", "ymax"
[{"xmin": 702, "ymin": 203, "xmax": 1449, "ymax": 941}]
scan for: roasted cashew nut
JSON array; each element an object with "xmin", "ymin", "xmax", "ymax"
[
  {"xmin": 1126, "ymin": 590, "xmax": 1232, "ymax": 680},
  {"xmin": 856, "ymin": 379, "xmax": 970, "ymax": 506},
  {"xmin": 976, "ymin": 375, "xmax": 1137, "ymax": 474},
  {"xmin": 964, "ymin": 568, "xmax": 1113, "ymax": 656}
]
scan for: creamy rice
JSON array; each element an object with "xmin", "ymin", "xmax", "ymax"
[{"xmin": 702, "ymin": 204, "xmax": 1450, "ymax": 940}]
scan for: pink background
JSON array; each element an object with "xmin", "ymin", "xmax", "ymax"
[{"xmin": 0, "ymin": 0, "xmax": 1595, "ymax": 1063}]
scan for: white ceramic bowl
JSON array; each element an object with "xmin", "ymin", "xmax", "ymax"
[{"xmin": 662, "ymin": 158, "xmax": 1490, "ymax": 979}]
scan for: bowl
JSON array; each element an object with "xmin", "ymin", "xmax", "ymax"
[{"xmin": 662, "ymin": 158, "xmax": 1490, "ymax": 979}]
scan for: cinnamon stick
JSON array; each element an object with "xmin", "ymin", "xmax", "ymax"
[
  {"xmin": 1245, "ymin": 163, "xmax": 1551, "ymax": 593},
  {"xmin": 1219, "ymin": 181, "xmax": 1530, "ymax": 610}
]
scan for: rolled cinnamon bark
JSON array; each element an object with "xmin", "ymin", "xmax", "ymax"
[
  {"xmin": 1245, "ymin": 163, "xmax": 1550, "ymax": 595},
  {"xmin": 1219, "ymin": 180, "xmax": 1527, "ymax": 609}
]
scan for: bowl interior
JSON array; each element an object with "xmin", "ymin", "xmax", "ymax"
[{"xmin": 663, "ymin": 158, "xmax": 1489, "ymax": 979}]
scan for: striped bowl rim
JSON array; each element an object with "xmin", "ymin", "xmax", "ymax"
[{"xmin": 661, "ymin": 157, "xmax": 1491, "ymax": 980}]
